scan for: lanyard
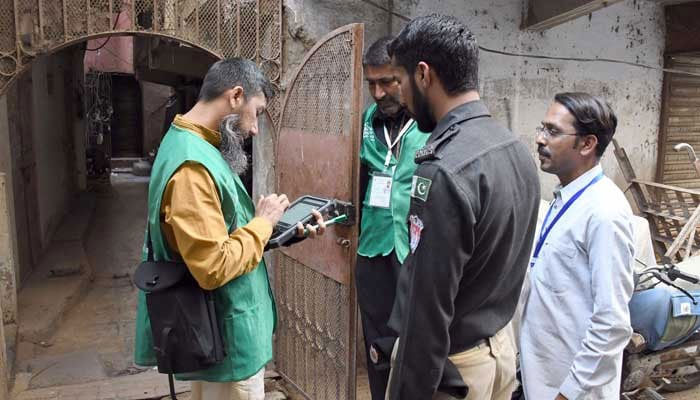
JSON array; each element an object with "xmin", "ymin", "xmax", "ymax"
[
  {"xmin": 531, "ymin": 172, "xmax": 604, "ymax": 266},
  {"xmin": 383, "ymin": 118, "xmax": 414, "ymax": 168}
]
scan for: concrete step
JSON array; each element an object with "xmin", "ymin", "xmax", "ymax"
[
  {"xmin": 12, "ymin": 368, "xmax": 290, "ymax": 400},
  {"xmin": 16, "ymin": 241, "xmax": 92, "ymax": 344},
  {"xmin": 16, "ymin": 193, "xmax": 97, "ymax": 345},
  {"xmin": 12, "ymin": 369, "xmax": 189, "ymax": 400},
  {"xmin": 17, "ymin": 350, "xmax": 109, "ymax": 390},
  {"xmin": 110, "ymin": 158, "xmax": 143, "ymax": 169}
]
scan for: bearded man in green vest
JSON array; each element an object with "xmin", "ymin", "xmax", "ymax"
[
  {"xmin": 133, "ymin": 58, "xmax": 325, "ymax": 400},
  {"xmin": 356, "ymin": 37, "xmax": 429, "ymax": 399}
]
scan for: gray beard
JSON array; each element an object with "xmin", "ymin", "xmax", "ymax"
[{"xmin": 219, "ymin": 114, "xmax": 249, "ymax": 175}]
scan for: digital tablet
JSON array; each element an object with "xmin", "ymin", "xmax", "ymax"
[{"xmin": 265, "ymin": 195, "xmax": 334, "ymax": 250}]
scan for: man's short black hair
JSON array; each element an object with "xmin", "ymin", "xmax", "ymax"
[
  {"xmin": 555, "ymin": 92, "xmax": 618, "ymax": 158},
  {"xmin": 363, "ymin": 36, "xmax": 394, "ymax": 67},
  {"xmin": 198, "ymin": 58, "xmax": 276, "ymax": 102},
  {"xmin": 388, "ymin": 14, "xmax": 478, "ymax": 95}
]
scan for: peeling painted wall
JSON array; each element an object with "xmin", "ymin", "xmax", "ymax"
[
  {"xmin": 283, "ymin": 0, "xmax": 391, "ymax": 94},
  {"xmin": 31, "ymin": 53, "xmax": 81, "ymax": 249},
  {"xmin": 0, "ymin": 95, "xmax": 19, "ymax": 308},
  {"xmin": 0, "ymin": 173, "xmax": 17, "ymax": 326},
  {"xmin": 281, "ymin": 0, "xmax": 665, "ymax": 199},
  {"xmin": 141, "ymin": 81, "xmax": 172, "ymax": 156},
  {"xmin": 391, "ymin": 0, "xmax": 665, "ymax": 199}
]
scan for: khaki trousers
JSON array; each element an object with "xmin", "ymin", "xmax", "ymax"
[
  {"xmin": 387, "ymin": 325, "xmax": 516, "ymax": 400},
  {"xmin": 190, "ymin": 367, "xmax": 265, "ymax": 400}
]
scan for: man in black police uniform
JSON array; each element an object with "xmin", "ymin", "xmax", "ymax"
[{"xmin": 385, "ymin": 15, "xmax": 541, "ymax": 400}]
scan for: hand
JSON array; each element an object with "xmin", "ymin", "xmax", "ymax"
[
  {"xmin": 555, "ymin": 394, "xmax": 568, "ymax": 400},
  {"xmin": 296, "ymin": 209, "xmax": 326, "ymax": 238},
  {"xmin": 255, "ymin": 194, "xmax": 289, "ymax": 227}
]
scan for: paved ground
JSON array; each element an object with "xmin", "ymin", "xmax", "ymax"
[
  {"xmin": 11, "ymin": 174, "xmax": 291, "ymax": 399},
  {"xmin": 12, "ymin": 174, "xmax": 149, "ymax": 397}
]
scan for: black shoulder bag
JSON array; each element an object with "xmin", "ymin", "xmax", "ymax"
[{"xmin": 133, "ymin": 230, "xmax": 226, "ymax": 399}]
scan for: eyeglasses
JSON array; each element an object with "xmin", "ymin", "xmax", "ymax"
[{"xmin": 535, "ymin": 125, "xmax": 579, "ymax": 140}]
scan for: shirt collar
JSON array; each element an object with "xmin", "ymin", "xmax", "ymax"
[
  {"xmin": 554, "ymin": 164, "xmax": 603, "ymax": 203},
  {"xmin": 428, "ymin": 100, "xmax": 491, "ymax": 144},
  {"xmin": 173, "ymin": 114, "xmax": 222, "ymax": 147}
]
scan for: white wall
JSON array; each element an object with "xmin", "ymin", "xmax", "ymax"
[
  {"xmin": 392, "ymin": 0, "xmax": 665, "ymax": 199},
  {"xmin": 30, "ymin": 55, "xmax": 76, "ymax": 248}
]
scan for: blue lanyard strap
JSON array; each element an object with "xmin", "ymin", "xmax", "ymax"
[{"xmin": 532, "ymin": 173, "xmax": 604, "ymax": 263}]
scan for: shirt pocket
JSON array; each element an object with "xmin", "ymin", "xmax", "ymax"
[{"xmin": 534, "ymin": 239, "xmax": 578, "ymax": 295}]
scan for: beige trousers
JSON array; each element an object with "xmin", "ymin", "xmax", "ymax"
[
  {"xmin": 387, "ymin": 325, "xmax": 516, "ymax": 400},
  {"xmin": 190, "ymin": 367, "xmax": 265, "ymax": 400}
]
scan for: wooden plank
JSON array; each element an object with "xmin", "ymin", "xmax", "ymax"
[
  {"xmin": 632, "ymin": 179, "xmax": 700, "ymax": 196},
  {"xmin": 657, "ymin": 56, "xmax": 675, "ymax": 183},
  {"xmin": 665, "ymin": 206, "xmax": 700, "ymax": 259},
  {"xmin": 522, "ymin": 0, "xmax": 624, "ymax": 31},
  {"xmin": 674, "ymin": 191, "xmax": 691, "ymax": 218},
  {"xmin": 640, "ymin": 207, "xmax": 688, "ymax": 223}
]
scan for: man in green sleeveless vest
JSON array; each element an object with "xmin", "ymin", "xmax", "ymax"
[
  {"xmin": 133, "ymin": 58, "xmax": 324, "ymax": 400},
  {"xmin": 356, "ymin": 37, "xmax": 429, "ymax": 399}
]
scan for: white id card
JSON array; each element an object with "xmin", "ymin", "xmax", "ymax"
[{"xmin": 369, "ymin": 173, "xmax": 392, "ymax": 208}]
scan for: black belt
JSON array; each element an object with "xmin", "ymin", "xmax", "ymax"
[{"xmin": 452, "ymin": 338, "xmax": 488, "ymax": 355}]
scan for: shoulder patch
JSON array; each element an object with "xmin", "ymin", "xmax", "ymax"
[
  {"xmin": 411, "ymin": 176, "xmax": 432, "ymax": 202},
  {"xmin": 409, "ymin": 215, "xmax": 424, "ymax": 254}
]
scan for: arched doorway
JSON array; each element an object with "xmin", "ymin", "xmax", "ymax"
[
  {"xmin": 0, "ymin": 0, "xmax": 282, "ymax": 123},
  {"xmin": 0, "ymin": 1, "xmax": 283, "ymax": 396}
]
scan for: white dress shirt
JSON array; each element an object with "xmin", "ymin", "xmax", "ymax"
[{"xmin": 520, "ymin": 164, "xmax": 635, "ymax": 400}]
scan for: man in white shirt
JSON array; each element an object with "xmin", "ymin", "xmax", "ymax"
[{"xmin": 519, "ymin": 92, "xmax": 635, "ymax": 400}]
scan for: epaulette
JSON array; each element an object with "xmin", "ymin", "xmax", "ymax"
[{"xmin": 414, "ymin": 126, "xmax": 458, "ymax": 163}]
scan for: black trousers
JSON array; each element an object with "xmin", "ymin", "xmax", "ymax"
[{"xmin": 356, "ymin": 252, "xmax": 401, "ymax": 400}]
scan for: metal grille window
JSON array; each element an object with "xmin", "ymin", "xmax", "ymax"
[{"xmin": 0, "ymin": 0, "xmax": 282, "ymax": 123}]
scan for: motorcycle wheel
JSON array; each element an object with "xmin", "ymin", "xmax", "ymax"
[{"xmin": 655, "ymin": 372, "xmax": 700, "ymax": 392}]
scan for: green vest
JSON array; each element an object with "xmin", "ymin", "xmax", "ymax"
[
  {"xmin": 133, "ymin": 124, "xmax": 276, "ymax": 382},
  {"xmin": 357, "ymin": 104, "xmax": 429, "ymax": 263}
]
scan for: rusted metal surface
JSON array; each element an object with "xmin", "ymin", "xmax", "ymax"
[
  {"xmin": 0, "ymin": 0, "xmax": 282, "ymax": 123},
  {"xmin": 274, "ymin": 24, "xmax": 363, "ymax": 400},
  {"xmin": 277, "ymin": 130, "xmax": 355, "ymax": 284}
]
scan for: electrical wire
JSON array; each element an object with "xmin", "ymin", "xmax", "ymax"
[
  {"xmin": 357, "ymin": 0, "xmax": 700, "ymax": 78},
  {"xmin": 85, "ymin": 12, "xmax": 122, "ymax": 51},
  {"xmin": 478, "ymin": 47, "xmax": 700, "ymax": 78}
]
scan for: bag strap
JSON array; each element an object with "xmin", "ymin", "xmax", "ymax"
[
  {"xmin": 159, "ymin": 326, "xmax": 177, "ymax": 399},
  {"xmin": 145, "ymin": 223, "xmax": 185, "ymax": 264},
  {"xmin": 146, "ymin": 224, "xmax": 155, "ymax": 262},
  {"xmin": 168, "ymin": 373, "xmax": 177, "ymax": 399}
]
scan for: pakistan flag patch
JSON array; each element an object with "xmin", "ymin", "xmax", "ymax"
[{"xmin": 411, "ymin": 175, "xmax": 432, "ymax": 202}]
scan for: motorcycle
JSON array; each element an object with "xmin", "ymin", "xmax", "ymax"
[{"xmin": 622, "ymin": 262, "xmax": 700, "ymax": 400}]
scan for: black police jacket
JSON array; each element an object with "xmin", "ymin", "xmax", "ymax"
[{"xmin": 387, "ymin": 100, "xmax": 541, "ymax": 399}]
